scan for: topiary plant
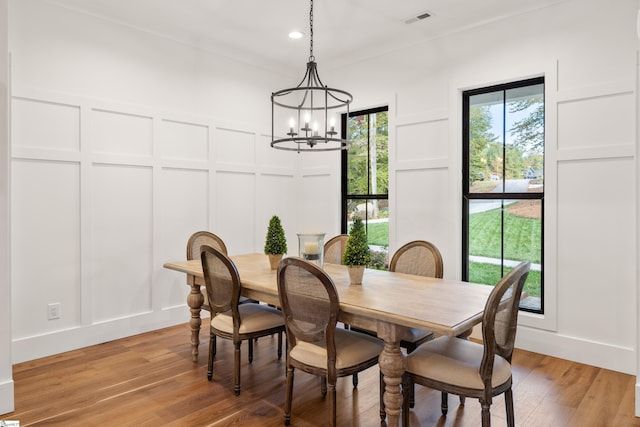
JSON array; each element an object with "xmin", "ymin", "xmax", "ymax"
[
  {"xmin": 264, "ymin": 215, "xmax": 287, "ymax": 255},
  {"xmin": 342, "ymin": 218, "xmax": 371, "ymax": 267}
]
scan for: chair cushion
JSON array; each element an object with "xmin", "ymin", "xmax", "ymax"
[
  {"xmin": 211, "ymin": 303, "xmax": 284, "ymax": 334},
  {"xmin": 290, "ymin": 328, "xmax": 384, "ymax": 370},
  {"xmin": 406, "ymin": 336, "xmax": 511, "ymax": 390}
]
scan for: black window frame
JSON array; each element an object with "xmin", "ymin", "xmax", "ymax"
[
  {"xmin": 462, "ymin": 77, "xmax": 545, "ymax": 314},
  {"xmin": 340, "ymin": 106, "xmax": 389, "ymax": 234}
]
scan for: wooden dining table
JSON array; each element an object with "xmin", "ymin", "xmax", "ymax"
[{"xmin": 164, "ymin": 253, "xmax": 493, "ymax": 427}]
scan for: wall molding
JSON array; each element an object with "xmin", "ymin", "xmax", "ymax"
[
  {"xmin": 9, "ymin": 86, "xmax": 281, "ymax": 363},
  {"xmin": 12, "ymin": 305, "xmax": 189, "ymax": 364},
  {"xmin": 517, "ymin": 326, "xmax": 635, "ymax": 375},
  {"xmin": 0, "ymin": 380, "xmax": 14, "ymax": 416}
]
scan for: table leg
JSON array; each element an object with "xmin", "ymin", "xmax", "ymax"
[
  {"xmin": 377, "ymin": 321, "xmax": 406, "ymax": 427},
  {"xmin": 187, "ymin": 281, "xmax": 204, "ymax": 362}
]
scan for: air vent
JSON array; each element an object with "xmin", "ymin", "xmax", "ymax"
[{"xmin": 404, "ymin": 11, "xmax": 432, "ymax": 25}]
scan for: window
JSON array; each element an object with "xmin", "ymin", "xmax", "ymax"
[
  {"xmin": 341, "ymin": 106, "xmax": 389, "ymax": 269},
  {"xmin": 462, "ymin": 77, "xmax": 544, "ymax": 313}
]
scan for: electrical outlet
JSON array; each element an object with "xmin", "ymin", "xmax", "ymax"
[{"xmin": 48, "ymin": 303, "xmax": 60, "ymax": 320}]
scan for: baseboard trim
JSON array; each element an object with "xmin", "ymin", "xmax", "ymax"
[
  {"xmin": 0, "ymin": 378, "xmax": 15, "ymax": 416},
  {"xmin": 12, "ymin": 305, "xmax": 191, "ymax": 364},
  {"xmin": 515, "ymin": 326, "xmax": 634, "ymax": 375}
]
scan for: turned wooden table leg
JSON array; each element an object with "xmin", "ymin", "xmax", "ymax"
[
  {"xmin": 187, "ymin": 278, "xmax": 204, "ymax": 362},
  {"xmin": 377, "ymin": 321, "xmax": 406, "ymax": 427}
]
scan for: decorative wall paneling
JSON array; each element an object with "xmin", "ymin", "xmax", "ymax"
[
  {"xmin": 9, "ymin": 88, "xmax": 296, "ymax": 363},
  {"xmin": 388, "ymin": 63, "xmax": 637, "ymax": 375},
  {"xmin": 392, "ymin": 107, "xmax": 455, "ymax": 278},
  {"xmin": 526, "ymin": 76, "xmax": 637, "ymax": 374}
]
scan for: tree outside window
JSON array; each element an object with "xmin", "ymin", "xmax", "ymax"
[{"xmin": 341, "ymin": 106, "xmax": 389, "ymax": 270}]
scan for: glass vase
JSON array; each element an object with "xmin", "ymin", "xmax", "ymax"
[{"xmin": 297, "ymin": 233, "xmax": 325, "ymax": 268}]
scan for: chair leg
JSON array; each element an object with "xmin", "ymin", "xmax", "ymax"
[
  {"xmin": 248, "ymin": 338, "xmax": 254, "ymax": 363},
  {"xmin": 352, "ymin": 373, "xmax": 358, "ymax": 387},
  {"xmin": 284, "ymin": 337, "xmax": 289, "ymax": 377},
  {"xmin": 277, "ymin": 331, "xmax": 283, "ymax": 359},
  {"xmin": 207, "ymin": 332, "xmax": 214, "ymax": 381},
  {"xmin": 409, "ymin": 382, "xmax": 416, "ymax": 408},
  {"xmin": 328, "ymin": 381, "xmax": 337, "ymax": 427},
  {"xmin": 505, "ymin": 388, "xmax": 515, "ymax": 427},
  {"xmin": 379, "ymin": 372, "xmax": 386, "ymax": 421},
  {"xmin": 405, "ymin": 343, "xmax": 417, "ymax": 408},
  {"xmin": 402, "ymin": 375, "xmax": 410, "ymax": 427},
  {"xmin": 320, "ymin": 377, "xmax": 327, "ymax": 396},
  {"xmin": 284, "ymin": 366, "xmax": 294, "ymax": 425},
  {"xmin": 456, "ymin": 331, "xmax": 469, "ymax": 407},
  {"xmin": 480, "ymin": 400, "xmax": 491, "ymax": 427},
  {"xmin": 234, "ymin": 342, "xmax": 241, "ymax": 396},
  {"xmin": 441, "ymin": 391, "xmax": 448, "ymax": 416},
  {"xmin": 212, "ymin": 335, "xmax": 217, "ymax": 356}
]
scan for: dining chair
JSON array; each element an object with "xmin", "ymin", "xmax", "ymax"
[
  {"xmin": 323, "ymin": 234, "xmax": 349, "ymax": 265},
  {"xmin": 402, "ymin": 261, "xmax": 531, "ymax": 427},
  {"xmin": 277, "ymin": 257, "xmax": 384, "ymax": 426},
  {"xmin": 187, "ymin": 231, "xmax": 260, "ymax": 360},
  {"xmin": 348, "ymin": 240, "xmax": 446, "ymax": 417},
  {"xmin": 187, "ymin": 230, "xmax": 228, "ymax": 259},
  {"xmin": 200, "ymin": 245, "xmax": 286, "ymax": 395},
  {"xmin": 325, "ymin": 233, "xmax": 369, "ymax": 388},
  {"xmin": 369, "ymin": 239, "xmax": 446, "ymax": 415},
  {"xmin": 388, "ymin": 240, "xmax": 445, "ymax": 349},
  {"xmin": 389, "ymin": 239, "xmax": 443, "ymax": 283}
]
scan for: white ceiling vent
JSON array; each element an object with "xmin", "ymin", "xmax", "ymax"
[{"xmin": 404, "ymin": 11, "xmax": 432, "ymax": 25}]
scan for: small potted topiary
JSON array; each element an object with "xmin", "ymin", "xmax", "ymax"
[
  {"xmin": 264, "ymin": 215, "xmax": 287, "ymax": 270},
  {"xmin": 342, "ymin": 218, "xmax": 370, "ymax": 285}
]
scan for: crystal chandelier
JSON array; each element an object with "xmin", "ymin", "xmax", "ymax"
[{"xmin": 271, "ymin": 0, "xmax": 352, "ymax": 152}]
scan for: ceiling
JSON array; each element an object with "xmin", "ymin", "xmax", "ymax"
[{"xmin": 45, "ymin": 0, "xmax": 566, "ymax": 75}]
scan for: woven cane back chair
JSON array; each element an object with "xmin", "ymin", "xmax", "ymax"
[
  {"xmin": 200, "ymin": 245, "xmax": 285, "ymax": 395},
  {"xmin": 187, "ymin": 230, "xmax": 228, "ymax": 261},
  {"xmin": 360, "ymin": 239, "xmax": 444, "ymax": 415},
  {"xmin": 323, "ymin": 234, "xmax": 349, "ymax": 265},
  {"xmin": 277, "ymin": 257, "xmax": 384, "ymax": 426},
  {"xmin": 402, "ymin": 261, "xmax": 531, "ymax": 427},
  {"xmin": 389, "ymin": 239, "xmax": 443, "ymax": 282},
  {"xmin": 187, "ymin": 231, "xmax": 260, "ymax": 359}
]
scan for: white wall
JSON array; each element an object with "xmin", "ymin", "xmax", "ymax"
[
  {"xmin": 5, "ymin": 0, "xmax": 638, "ymax": 392},
  {"xmin": 315, "ymin": 0, "xmax": 638, "ymax": 375},
  {"xmin": 7, "ymin": 0, "xmax": 301, "ymax": 364},
  {"xmin": 0, "ymin": 0, "xmax": 13, "ymax": 415},
  {"xmin": 635, "ymin": 0, "xmax": 640, "ymax": 416}
]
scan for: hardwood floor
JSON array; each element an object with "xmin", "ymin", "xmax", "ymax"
[{"xmin": 4, "ymin": 322, "xmax": 640, "ymax": 426}]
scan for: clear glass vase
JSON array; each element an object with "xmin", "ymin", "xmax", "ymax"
[{"xmin": 297, "ymin": 233, "xmax": 325, "ymax": 268}]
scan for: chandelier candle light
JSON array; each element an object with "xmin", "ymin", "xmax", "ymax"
[{"xmin": 271, "ymin": 0, "xmax": 352, "ymax": 152}]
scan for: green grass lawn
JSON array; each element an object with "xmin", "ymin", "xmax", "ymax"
[
  {"xmin": 362, "ymin": 206, "xmax": 541, "ymax": 261},
  {"xmin": 469, "ymin": 261, "xmax": 540, "ymax": 297},
  {"xmin": 468, "ymin": 206, "xmax": 541, "ymax": 296},
  {"xmin": 365, "ymin": 221, "xmax": 388, "ymax": 246},
  {"xmin": 469, "ymin": 207, "xmax": 541, "ymax": 263}
]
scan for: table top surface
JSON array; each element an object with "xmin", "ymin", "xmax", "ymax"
[{"xmin": 164, "ymin": 253, "xmax": 493, "ymax": 336}]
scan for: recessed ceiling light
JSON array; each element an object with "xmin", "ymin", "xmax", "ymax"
[{"xmin": 289, "ymin": 31, "xmax": 304, "ymax": 39}]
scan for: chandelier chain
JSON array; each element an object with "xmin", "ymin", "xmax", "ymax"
[{"xmin": 309, "ymin": 0, "xmax": 314, "ymax": 61}]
